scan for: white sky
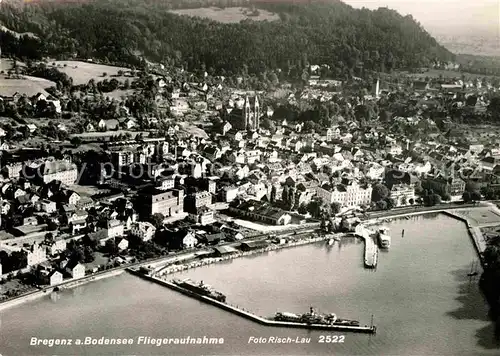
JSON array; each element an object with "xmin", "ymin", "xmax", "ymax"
[{"xmin": 342, "ymin": 0, "xmax": 500, "ymax": 36}]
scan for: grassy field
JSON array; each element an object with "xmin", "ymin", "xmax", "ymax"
[
  {"xmin": 178, "ymin": 122, "xmax": 209, "ymax": 139},
  {"xmin": 169, "ymin": 7, "xmax": 280, "ymax": 23},
  {"xmin": 48, "ymin": 61, "xmax": 133, "ymax": 85},
  {"xmin": 400, "ymin": 69, "xmax": 499, "ymax": 80},
  {"xmin": 70, "ymin": 185, "xmax": 103, "ymax": 197},
  {"xmin": 0, "ymin": 59, "xmax": 25, "ymax": 73},
  {"xmin": 0, "ymin": 74, "xmax": 55, "ymax": 97},
  {"xmin": 104, "ymin": 89, "xmax": 136, "ymax": 100}
]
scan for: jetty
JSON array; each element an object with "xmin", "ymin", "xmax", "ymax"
[
  {"xmin": 127, "ymin": 268, "xmax": 376, "ymax": 334},
  {"xmin": 355, "ymin": 225, "xmax": 378, "ymax": 268}
]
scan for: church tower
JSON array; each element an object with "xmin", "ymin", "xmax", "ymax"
[
  {"xmin": 254, "ymin": 96, "xmax": 260, "ymax": 130},
  {"xmin": 244, "ymin": 96, "xmax": 251, "ymax": 130},
  {"xmin": 242, "ymin": 96, "xmax": 261, "ymax": 131},
  {"xmin": 373, "ymin": 78, "xmax": 380, "ymax": 98}
]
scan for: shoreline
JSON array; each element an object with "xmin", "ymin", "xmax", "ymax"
[
  {"xmin": 0, "ymin": 269, "xmax": 124, "ymax": 312},
  {"xmin": 154, "ymin": 234, "xmax": 333, "ymax": 276},
  {"xmin": 0, "ymin": 205, "xmax": 495, "ymax": 312}
]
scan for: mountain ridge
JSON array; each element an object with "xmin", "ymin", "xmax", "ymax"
[{"xmin": 0, "ymin": 0, "xmax": 454, "ymax": 77}]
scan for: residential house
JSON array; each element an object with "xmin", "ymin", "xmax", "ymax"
[
  {"xmin": 105, "ymin": 219, "xmax": 124, "ymax": 238},
  {"xmin": 49, "ymin": 270, "xmax": 63, "ymax": 286},
  {"xmin": 295, "ymin": 181, "xmax": 319, "ymax": 206},
  {"xmin": 130, "ymin": 221, "xmax": 156, "ymax": 242},
  {"xmin": 24, "ymin": 242, "xmax": 47, "ymax": 266},
  {"xmin": 66, "ymin": 191, "xmax": 81, "ymax": 205},
  {"xmin": 229, "ymin": 200, "xmax": 292, "ymax": 225},
  {"xmin": 325, "ymin": 127, "xmax": 340, "ymax": 141},
  {"xmin": 66, "ymin": 210, "xmax": 88, "ymax": 225},
  {"xmin": 220, "ymin": 186, "xmax": 238, "ymax": 202},
  {"xmin": 203, "ymin": 146, "xmax": 221, "ymax": 161},
  {"xmin": 66, "ymin": 261, "xmax": 85, "ymax": 279},
  {"xmin": 198, "ymin": 232, "xmax": 224, "ymax": 245},
  {"xmin": 182, "ymin": 231, "xmax": 198, "ymax": 249},
  {"xmin": 98, "ymin": 119, "xmax": 120, "ymax": 130},
  {"xmin": 42, "ymin": 237, "xmax": 67, "ymax": 256},
  {"xmin": 117, "ymin": 238, "xmax": 129, "ymax": 251},
  {"xmin": 184, "ymin": 191, "xmax": 212, "ymax": 213},
  {"xmin": 188, "ymin": 206, "xmax": 216, "ymax": 225},
  {"xmin": 480, "ymin": 156, "xmax": 500, "ymax": 171},
  {"xmin": 156, "ymin": 176, "xmax": 175, "ymax": 190},
  {"xmin": 118, "ymin": 117, "xmax": 136, "ymax": 130},
  {"xmin": 26, "ymin": 124, "xmax": 37, "ymax": 133},
  {"xmin": 423, "ymin": 176, "xmax": 466, "ymax": 197},
  {"xmin": 37, "ymin": 199, "xmax": 57, "ymax": 213},
  {"xmin": 70, "ymin": 219, "xmax": 87, "ymax": 235}
]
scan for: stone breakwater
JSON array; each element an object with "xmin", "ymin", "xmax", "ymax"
[
  {"xmin": 156, "ymin": 235, "xmax": 331, "ymax": 276},
  {"xmin": 131, "ymin": 271, "xmax": 377, "ymax": 334}
]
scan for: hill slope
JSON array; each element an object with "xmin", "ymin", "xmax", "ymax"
[{"xmin": 0, "ymin": 0, "xmax": 454, "ymax": 76}]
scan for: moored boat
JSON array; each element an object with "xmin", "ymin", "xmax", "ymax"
[
  {"xmin": 273, "ymin": 307, "xmax": 359, "ymax": 326},
  {"xmin": 172, "ymin": 278, "xmax": 226, "ymax": 302},
  {"xmin": 377, "ymin": 227, "xmax": 391, "ymax": 249}
]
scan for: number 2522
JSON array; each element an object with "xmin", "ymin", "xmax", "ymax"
[{"xmin": 318, "ymin": 335, "xmax": 345, "ymax": 343}]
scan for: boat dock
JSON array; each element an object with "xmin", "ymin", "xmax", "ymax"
[
  {"xmin": 127, "ymin": 268, "xmax": 376, "ymax": 334},
  {"xmin": 355, "ymin": 226, "xmax": 378, "ymax": 268}
]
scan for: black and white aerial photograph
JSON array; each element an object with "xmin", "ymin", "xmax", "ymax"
[{"xmin": 0, "ymin": 0, "xmax": 499, "ymax": 355}]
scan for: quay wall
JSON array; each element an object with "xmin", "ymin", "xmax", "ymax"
[
  {"xmin": 440, "ymin": 211, "xmax": 487, "ymax": 265},
  {"xmin": 156, "ymin": 235, "xmax": 331, "ymax": 276},
  {"xmin": 368, "ymin": 208, "xmax": 489, "ymax": 265}
]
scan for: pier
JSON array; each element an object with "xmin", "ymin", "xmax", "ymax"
[
  {"xmin": 127, "ymin": 269, "xmax": 377, "ymax": 334},
  {"xmin": 355, "ymin": 226, "xmax": 378, "ymax": 268}
]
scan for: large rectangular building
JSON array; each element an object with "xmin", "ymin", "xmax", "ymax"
[
  {"xmin": 184, "ymin": 191, "xmax": 212, "ymax": 213},
  {"xmin": 317, "ymin": 181, "xmax": 372, "ymax": 208},
  {"xmin": 39, "ymin": 160, "xmax": 78, "ymax": 186},
  {"xmin": 24, "ymin": 159, "xmax": 78, "ymax": 186},
  {"xmin": 390, "ymin": 184, "xmax": 415, "ymax": 206},
  {"xmin": 139, "ymin": 188, "xmax": 184, "ymax": 217}
]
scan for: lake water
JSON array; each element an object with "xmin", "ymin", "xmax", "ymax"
[{"xmin": 0, "ymin": 214, "xmax": 499, "ymax": 355}]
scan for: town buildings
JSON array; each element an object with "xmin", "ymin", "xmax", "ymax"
[
  {"xmin": 225, "ymin": 96, "xmax": 261, "ymax": 131},
  {"xmin": 49, "ymin": 270, "xmax": 63, "ymax": 286},
  {"xmin": 130, "ymin": 221, "xmax": 156, "ymax": 241},
  {"xmin": 25, "ymin": 242, "xmax": 47, "ymax": 267},
  {"xmin": 66, "ymin": 261, "xmax": 85, "ymax": 279},
  {"xmin": 390, "ymin": 184, "xmax": 415, "ymax": 206},
  {"xmin": 24, "ymin": 159, "xmax": 78, "ymax": 186},
  {"xmin": 317, "ymin": 181, "xmax": 372, "ymax": 208},
  {"xmin": 229, "ymin": 200, "xmax": 292, "ymax": 225},
  {"xmin": 139, "ymin": 188, "xmax": 184, "ymax": 217},
  {"xmin": 184, "ymin": 191, "xmax": 212, "ymax": 213}
]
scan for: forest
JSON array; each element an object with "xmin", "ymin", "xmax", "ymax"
[{"xmin": 0, "ymin": 0, "xmax": 454, "ymax": 78}]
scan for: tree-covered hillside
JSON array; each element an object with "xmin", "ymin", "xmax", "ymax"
[{"xmin": 0, "ymin": 0, "xmax": 454, "ymax": 77}]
